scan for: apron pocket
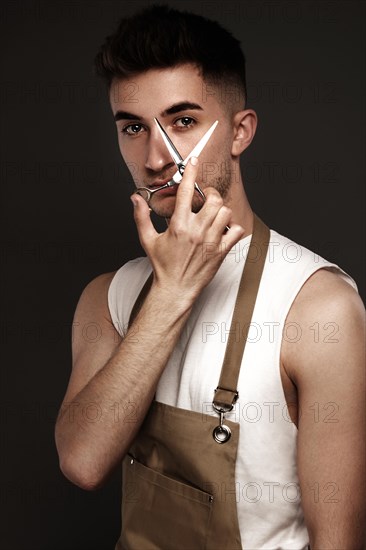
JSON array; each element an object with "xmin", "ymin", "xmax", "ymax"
[{"xmin": 121, "ymin": 454, "xmax": 213, "ymax": 550}]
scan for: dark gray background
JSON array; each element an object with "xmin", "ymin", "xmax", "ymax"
[{"xmin": 1, "ymin": 0, "xmax": 365, "ymax": 548}]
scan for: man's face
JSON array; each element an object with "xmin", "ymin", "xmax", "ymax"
[{"xmin": 110, "ymin": 63, "xmax": 235, "ymax": 218}]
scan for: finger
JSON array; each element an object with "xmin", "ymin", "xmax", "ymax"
[
  {"xmin": 131, "ymin": 194, "xmax": 157, "ymax": 247},
  {"xmin": 174, "ymin": 157, "xmax": 199, "ymax": 217},
  {"xmin": 208, "ymin": 204, "xmax": 233, "ymax": 237},
  {"xmin": 221, "ymin": 223, "xmax": 246, "ymax": 251},
  {"xmin": 195, "ymin": 187, "xmax": 225, "ymax": 227}
]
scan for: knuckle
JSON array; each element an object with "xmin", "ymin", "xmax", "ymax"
[
  {"xmin": 230, "ymin": 224, "xmax": 245, "ymax": 238},
  {"xmin": 220, "ymin": 205, "xmax": 232, "ymax": 217},
  {"xmin": 190, "ymin": 233, "xmax": 202, "ymax": 245},
  {"xmin": 170, "ymin": 221, "xmax": 186, "ymax": 237},
  {"xmin": 206, "ymin": 192, "xmax": 223, "ymax": 208}
]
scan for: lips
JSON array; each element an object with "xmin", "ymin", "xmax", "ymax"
[{"xmin": 143, "ymin": 180, "xmax": 178, "ymax": 199}]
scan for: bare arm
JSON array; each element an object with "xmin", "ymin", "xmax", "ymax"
[
  {"xmin": 55, "ymin": 272, "xmax": 195, "ymax": 490},
  {"xmin": 283, "ymin": 269, "xmax": 366, "ymax": 548},
  {"xmin": 55, "ymin": 158, "xmax": 245, "ymax": 491}
]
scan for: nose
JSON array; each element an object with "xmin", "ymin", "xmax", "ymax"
[{"xmin": 144, "ymin": 126, "xmax": 174, "ymax": 172}]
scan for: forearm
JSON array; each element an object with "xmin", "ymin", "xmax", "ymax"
[
  {"xmin": 55, "ymin": 285, "xmax": 192, "ymax": 490},
  {"xmin": 308, "ymin": 492, "xmax": 365, "ymax": 549},
  {"xmin": 310, "ymin": 527, "xmax": 365, "ymax": 550}
]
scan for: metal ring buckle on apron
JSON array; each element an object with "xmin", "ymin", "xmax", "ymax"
[{"xmin": 212, "ymin": 391, "xmax": 238, "ymax": 444}]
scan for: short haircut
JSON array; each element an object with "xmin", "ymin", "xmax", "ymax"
[{"xmin": 94, "ymin": 4, "xmax": 247, "ymax": 109}]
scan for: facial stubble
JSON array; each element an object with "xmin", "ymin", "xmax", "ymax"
[{"xmin": 148, "ymin": 167, "xmax": 232, "ymax": 218}]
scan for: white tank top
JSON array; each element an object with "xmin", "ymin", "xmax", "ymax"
[{"xmin": 108, "ymin": 228, "xmax": 357, "ymax": 549}]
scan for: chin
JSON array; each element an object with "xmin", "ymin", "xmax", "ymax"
[{"xmin": 149, "ymin": 196, "xmax": 175, "ymax": 218}]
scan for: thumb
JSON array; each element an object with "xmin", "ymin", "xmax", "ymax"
[{"xmin": 130, "ymin": 194, "xmax": 157, "ymax": 246}]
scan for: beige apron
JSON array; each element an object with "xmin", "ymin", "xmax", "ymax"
[{"xmin": 115, "ymin": 214, "xmax": 270, "ymax": 550}]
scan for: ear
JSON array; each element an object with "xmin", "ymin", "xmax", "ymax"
[{"xmin": 231, "ymin": 109, "xmax": 258, "ymax": 156}]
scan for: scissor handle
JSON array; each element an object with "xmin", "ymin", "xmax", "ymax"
[{"xmin": 134, "ymin": 187, "xmax": 153, "ymax": 202}]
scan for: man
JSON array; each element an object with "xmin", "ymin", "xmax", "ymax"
[{"xmin": 55, "ymin": 5, "xmax": 365, "ymax": 549}]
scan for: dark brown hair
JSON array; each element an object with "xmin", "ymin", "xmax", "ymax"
[{"xmin": 94, "ymin": 4, "xmax": 247, "ymax": 107}]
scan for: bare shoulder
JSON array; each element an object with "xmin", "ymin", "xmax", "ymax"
[
  {"xmin": 72, "ymin": 269, "xmax": 120, "ymax": 364},
  {"xmin": 286, "ymin": 268, "xmax": 364, "ymax": 327},
  {"xmin": 75, "ymin": 270, "xmax": 117, "ymax": 323},
  {"xmin": 289, "ymin": 267, "xmax": 361, "ymax": 309},
  {"xmin": 282, "ymin": 267, "xmax": 365, "ymax": 384}
]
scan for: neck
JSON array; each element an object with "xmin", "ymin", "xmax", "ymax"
[{"xmin": 223, "ymin": 170, "xmax": 254, "ymax": 238}]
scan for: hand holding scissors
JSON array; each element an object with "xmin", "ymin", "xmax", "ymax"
[
  {"xmin": 134, "ymin": 119, "xmax": 218, "ymax": 203},
  {"xmin": 131, "ymin": 151, "xmax": 245, "ymax": 303}
]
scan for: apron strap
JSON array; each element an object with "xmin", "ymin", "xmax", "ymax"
[{"xmin": 213, "ymin": 214, "xmax": 270, "ymax": 412}]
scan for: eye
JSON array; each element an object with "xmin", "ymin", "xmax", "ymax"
[
  {"xmin": 121, "ymin": 123, "xmax": 146, "ymax": 136},
  {"xmin": 174, "ymin": 116, "xmax": 196, "ymax": 129}
]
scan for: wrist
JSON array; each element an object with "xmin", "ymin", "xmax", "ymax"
[{"xmin": 149, "ymin": 280, "xmax": 196, "ymax": 317}]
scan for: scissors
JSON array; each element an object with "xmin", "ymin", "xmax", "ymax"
[{"xmin": 134, "ymin": 119, "xmax": 219, "ymax": 203}]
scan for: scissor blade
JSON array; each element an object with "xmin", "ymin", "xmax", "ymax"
[
  {"xmin": 170, "ymin": 120, "xmax": 219, "ymax": 184},
  {"xmin": 182, "ymin": 120, "xmax": 218, "ymax": 165},
  {"xmin": 154, "ymin": 118, "xmax": 183, "ymax": 166}
]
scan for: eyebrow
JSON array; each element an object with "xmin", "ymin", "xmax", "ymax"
[{"xmin": 113, "ymin": 101, "xmax": 203, "ymax": 122}]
